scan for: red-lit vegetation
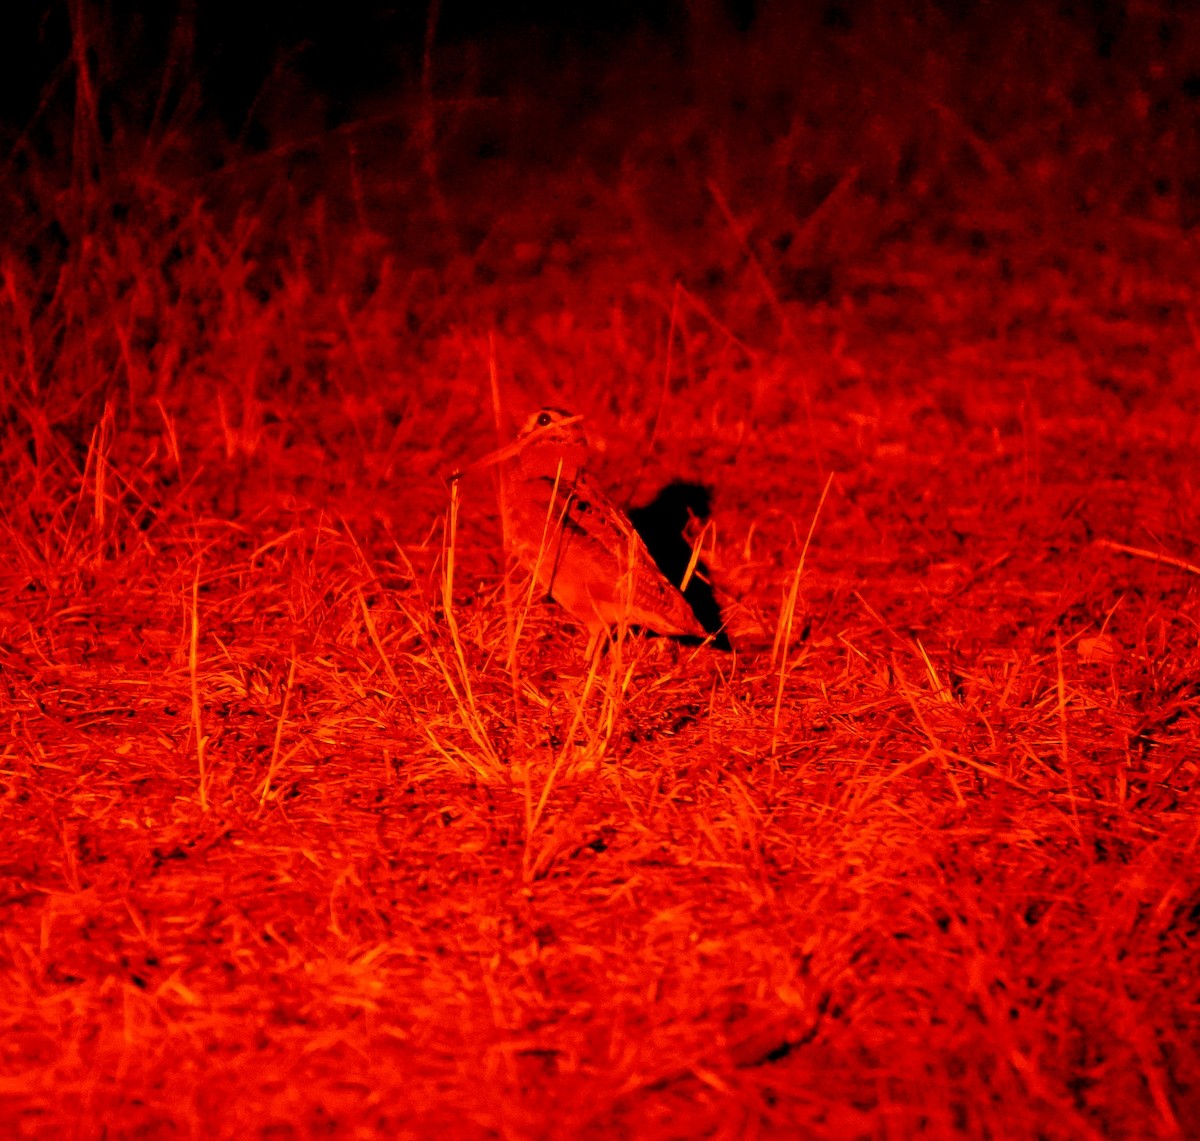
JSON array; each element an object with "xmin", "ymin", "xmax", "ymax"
[{"xmin": 2, "ymin": 4, "xmax": 1199, "ymax": 1137}]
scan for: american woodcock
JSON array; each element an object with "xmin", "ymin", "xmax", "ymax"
[{"xmin": 461, "ymin": 408, "xmax": 707, "ymax": 650}]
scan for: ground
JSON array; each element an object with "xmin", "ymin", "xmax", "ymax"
[{"xmin": 1, "ymin": 4, "xmax": 1199, "ymax": 1138}]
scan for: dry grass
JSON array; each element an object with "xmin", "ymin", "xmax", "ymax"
[{"xmin": 2, "ymin": 4, "xmax": 1199, "ymax": 1138}]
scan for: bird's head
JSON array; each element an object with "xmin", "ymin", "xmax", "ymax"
[{"xmin": 453, "ymin": 407, "xmax": 590, "ymax": 483}]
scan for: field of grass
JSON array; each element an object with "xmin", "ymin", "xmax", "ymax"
[{"xmin": 2, "ymin": 3, "xmax": 1199, "ymax": 1137}]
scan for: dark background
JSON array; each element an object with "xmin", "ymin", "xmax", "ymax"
[
  {"xmin": 0, "ymin": 0, "xmax": 693, "ymax": 131},
  {"xmin": 3, "ymin": 1, "xmax": 1200, "ymax": 229},
  {"xmin": 0, "ymin": 1, "xmax": 1155, "ymax": 135}
]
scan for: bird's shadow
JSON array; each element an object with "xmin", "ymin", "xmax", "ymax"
[{"xmin": 628, "ymin": 481, "xmax": 732, "ymax": 652}]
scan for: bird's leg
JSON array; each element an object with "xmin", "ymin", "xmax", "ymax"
[{"xmin": 584, "ymin": 624, "xmax": 608, "ymax": 664}]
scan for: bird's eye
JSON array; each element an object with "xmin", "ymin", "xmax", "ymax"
[{"xmin": 536, "ymin": 412, "xmax": 552, "ymax": 427}]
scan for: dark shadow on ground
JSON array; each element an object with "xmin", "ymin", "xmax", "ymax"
[{"xmin": 629, "ymin": 481, "xmax": 732, "ymax": 651}]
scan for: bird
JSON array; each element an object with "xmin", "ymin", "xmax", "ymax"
[{"xmin": 457, "ymin": 407, "xmax": 707, "ymax": 655}]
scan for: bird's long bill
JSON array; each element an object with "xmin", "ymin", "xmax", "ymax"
[
  {"xmin": 448, "ymin": 413, "xmax": 585, "ymax": 482},
  {"xmin": 448, "ymin": 436, "xmax": 525, "ymax": 481}
]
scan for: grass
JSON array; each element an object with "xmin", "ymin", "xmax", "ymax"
[{"xmin": 1, "ymin": 2, "xmax": 1199, "ymax": 1137}]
